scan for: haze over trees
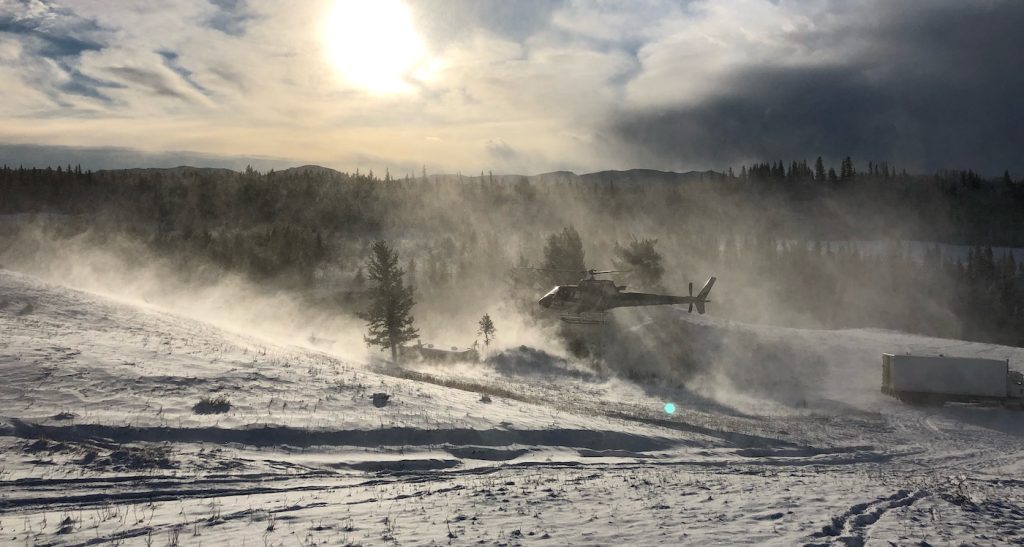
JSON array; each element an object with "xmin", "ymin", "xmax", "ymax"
[{"xmin": 3, "ymin": 159, "xmax": 1024, "ymax": 346}]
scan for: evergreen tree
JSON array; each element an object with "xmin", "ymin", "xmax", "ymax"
[
  {"xmin": 612, "ymin": 236, "xmax": 664, "ymax": 289},
  {"xmin": 543, "ymin": 226, "xmax": 586, "ymax": 285},
  {"xmin": 814, "ymin": 157, "xmax": 825, "ymax": 181},
  {"xmin": 478, "ymin": 313, "xmax": 496, "ymax": 347},
  {"xmin": 362, "ymin": 241, "xmax": 418, "ymax": 362}
]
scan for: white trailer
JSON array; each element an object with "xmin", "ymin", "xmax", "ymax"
[{"xmin": 882, "ymin": 353, "xmax": 1024, "ymax": 406}]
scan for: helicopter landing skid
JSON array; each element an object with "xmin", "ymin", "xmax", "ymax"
[{"xmin": 560, "ymin": 312, "xmax": 607, "ymax": 325}]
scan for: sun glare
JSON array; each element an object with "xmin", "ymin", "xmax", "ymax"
[{"xmin": 323, "ymin": 0, "xmax": 428, "ymax": 94}]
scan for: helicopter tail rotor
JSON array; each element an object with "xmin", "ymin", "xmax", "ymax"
[{"xmin": 690, "ymin": 277, "xmax": 716, "ymax": 314}]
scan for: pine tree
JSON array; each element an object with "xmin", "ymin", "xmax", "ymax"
[
  {"xmin": 362, "ymin": 241, "xmax": 418, "ymax": 362},
  {"xmin": 478, "ymin": 313, "xmax": 496, "ymax": 347},
  {"xmin": 543, "ymin": 226, "xmax": 586, "ymax": 285},
  {"xmin": 612, "ymin": 236, "xmax": 664, "ymax": 289}
]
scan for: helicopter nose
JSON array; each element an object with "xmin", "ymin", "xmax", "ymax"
[{"xmin": 539, "ymin": 294, "xmax": 553, "ymax": 308}]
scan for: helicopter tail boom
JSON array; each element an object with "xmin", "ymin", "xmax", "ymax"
[{"xmin": 606, "ymin": 276, "xmax": 716, "ymax": 313}]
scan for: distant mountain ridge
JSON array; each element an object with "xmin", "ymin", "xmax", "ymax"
[
  {"xmin": 89, "ymin": 164, "xmax": 722, "ymax": 184},
  {"xmin": 98, "ymin": 166, "xmax": 238, "ymax": 177}
]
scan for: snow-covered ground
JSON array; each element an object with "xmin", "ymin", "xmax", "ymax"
[{"xmin": 2, "ymin": 269, "xmax": 1024, "ymax": 545}]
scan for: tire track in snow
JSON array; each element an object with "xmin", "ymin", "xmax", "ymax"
[{"xmin": 805, "ymin": 489, "xmax": 928, "ymax": 546}]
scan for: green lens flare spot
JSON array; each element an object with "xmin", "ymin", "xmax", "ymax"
[{"xmin": 664, "ymin": 403, "xmax": 676, "ymax": 414}]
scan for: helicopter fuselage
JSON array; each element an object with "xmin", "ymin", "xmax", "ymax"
[
  {"xmin": 539, "ymin": 279, "xmax": 623, "ymax": 313},
  {"xmin": 538, "ymin": 276, "xmax": 716, "ymax": 318}
]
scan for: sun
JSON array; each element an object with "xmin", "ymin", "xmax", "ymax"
[{"xmin": 322, "ymin": 0, "xmax": 428, "ymax": 94}]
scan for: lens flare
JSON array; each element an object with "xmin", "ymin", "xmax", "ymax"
[{"xmin": 664, "ymin": 402, "xmax": 676, "ymax": 414}]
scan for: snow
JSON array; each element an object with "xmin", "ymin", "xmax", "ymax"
[{"xmin": 2, "ymin": 269, "xmax": 1024, "ymax": 545}]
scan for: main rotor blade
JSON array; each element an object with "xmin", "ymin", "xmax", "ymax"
[
  {"xmin": 514, "ymin": 267, "xmax": 634, "ymax": 278},
  {"xmin": 514, "ymin": 267, "xmax": 586, "ymax": 273}
]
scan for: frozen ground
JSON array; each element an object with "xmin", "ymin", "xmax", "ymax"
[{"xmin": 2, "ymin": 269, "xmax": 1024, "ymax": 545}]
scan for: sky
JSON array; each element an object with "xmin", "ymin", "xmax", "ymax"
[{"xmin": 0, "ymin": 0, "xmax": 1022, "ymax": 175}]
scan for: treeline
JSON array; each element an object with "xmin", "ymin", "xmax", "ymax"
[
  {"xmin": 3, "ymin": 159, "xmax": 1024, "ymax": 346},
  {"xmin": 738, "ymin": 156, "xmax": 904, "ymax": 182}
]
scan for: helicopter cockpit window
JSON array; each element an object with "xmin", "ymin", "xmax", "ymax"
[{"xmin": 557, "ymin": 286, "xmax": 577, "ymax": 299}]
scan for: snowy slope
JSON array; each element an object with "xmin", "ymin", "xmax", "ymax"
[{"xmin": 2, "ymin": 269, "xmax": 1024, "ymax": 545}]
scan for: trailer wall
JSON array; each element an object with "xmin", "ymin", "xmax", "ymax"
[{"xmin": 885, "ymin": 355, "xmax": 1007, "ymax": 398}]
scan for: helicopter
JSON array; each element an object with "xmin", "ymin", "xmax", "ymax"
[{"xmin": 534, "ymin": 268, "xmax": 716, "ymax": 325}]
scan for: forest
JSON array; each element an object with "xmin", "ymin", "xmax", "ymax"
[{"xmin": 2, "ymin": 159, "xmax": 1024, "ymax": 347}]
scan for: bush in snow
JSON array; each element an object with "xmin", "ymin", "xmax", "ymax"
[{"xmin": 193, "ymin": 395, "xmax": 231, "ymax": 414}]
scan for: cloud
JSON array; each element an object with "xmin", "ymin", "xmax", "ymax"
[
  {"xmin": 106, "ymin": 65, "xmax": 210, "ymax": 103},
  {"xmin": 204, "ymin": 0, "xmax": 253, "ymax": 36},
  {"xmin": 0, "ymin": 0, "xmax": 114, "ymax": 104},
  {"xmin": 607, "ymin": 0, "xmax": 1024, "ymax": 173},
  {"xmin": 157, "ymin": 49, "xmax": 210, "ymax": 95},
  {"xmin": 409, "ymin": 0, "xmax": 566, "ymax": 48},
  {"xmin": 0, "ymin": 0, "xmax": 105, "ymax": 58},
  {"xmin": 0, "ymin": 0, "xmax": 1020, "ymax": 175},
  {"xmin": 56, "ymin": 64, "xmax": 123, "ymax": 101}
]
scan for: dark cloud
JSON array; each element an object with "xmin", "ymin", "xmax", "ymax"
[
  {"xmin": 205, "ymin": 0, "xmax": 253, "ymax": 36},
  {"xmin": 611, "ymin": 1, "xmax": 1024, "ymax": 175}
]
